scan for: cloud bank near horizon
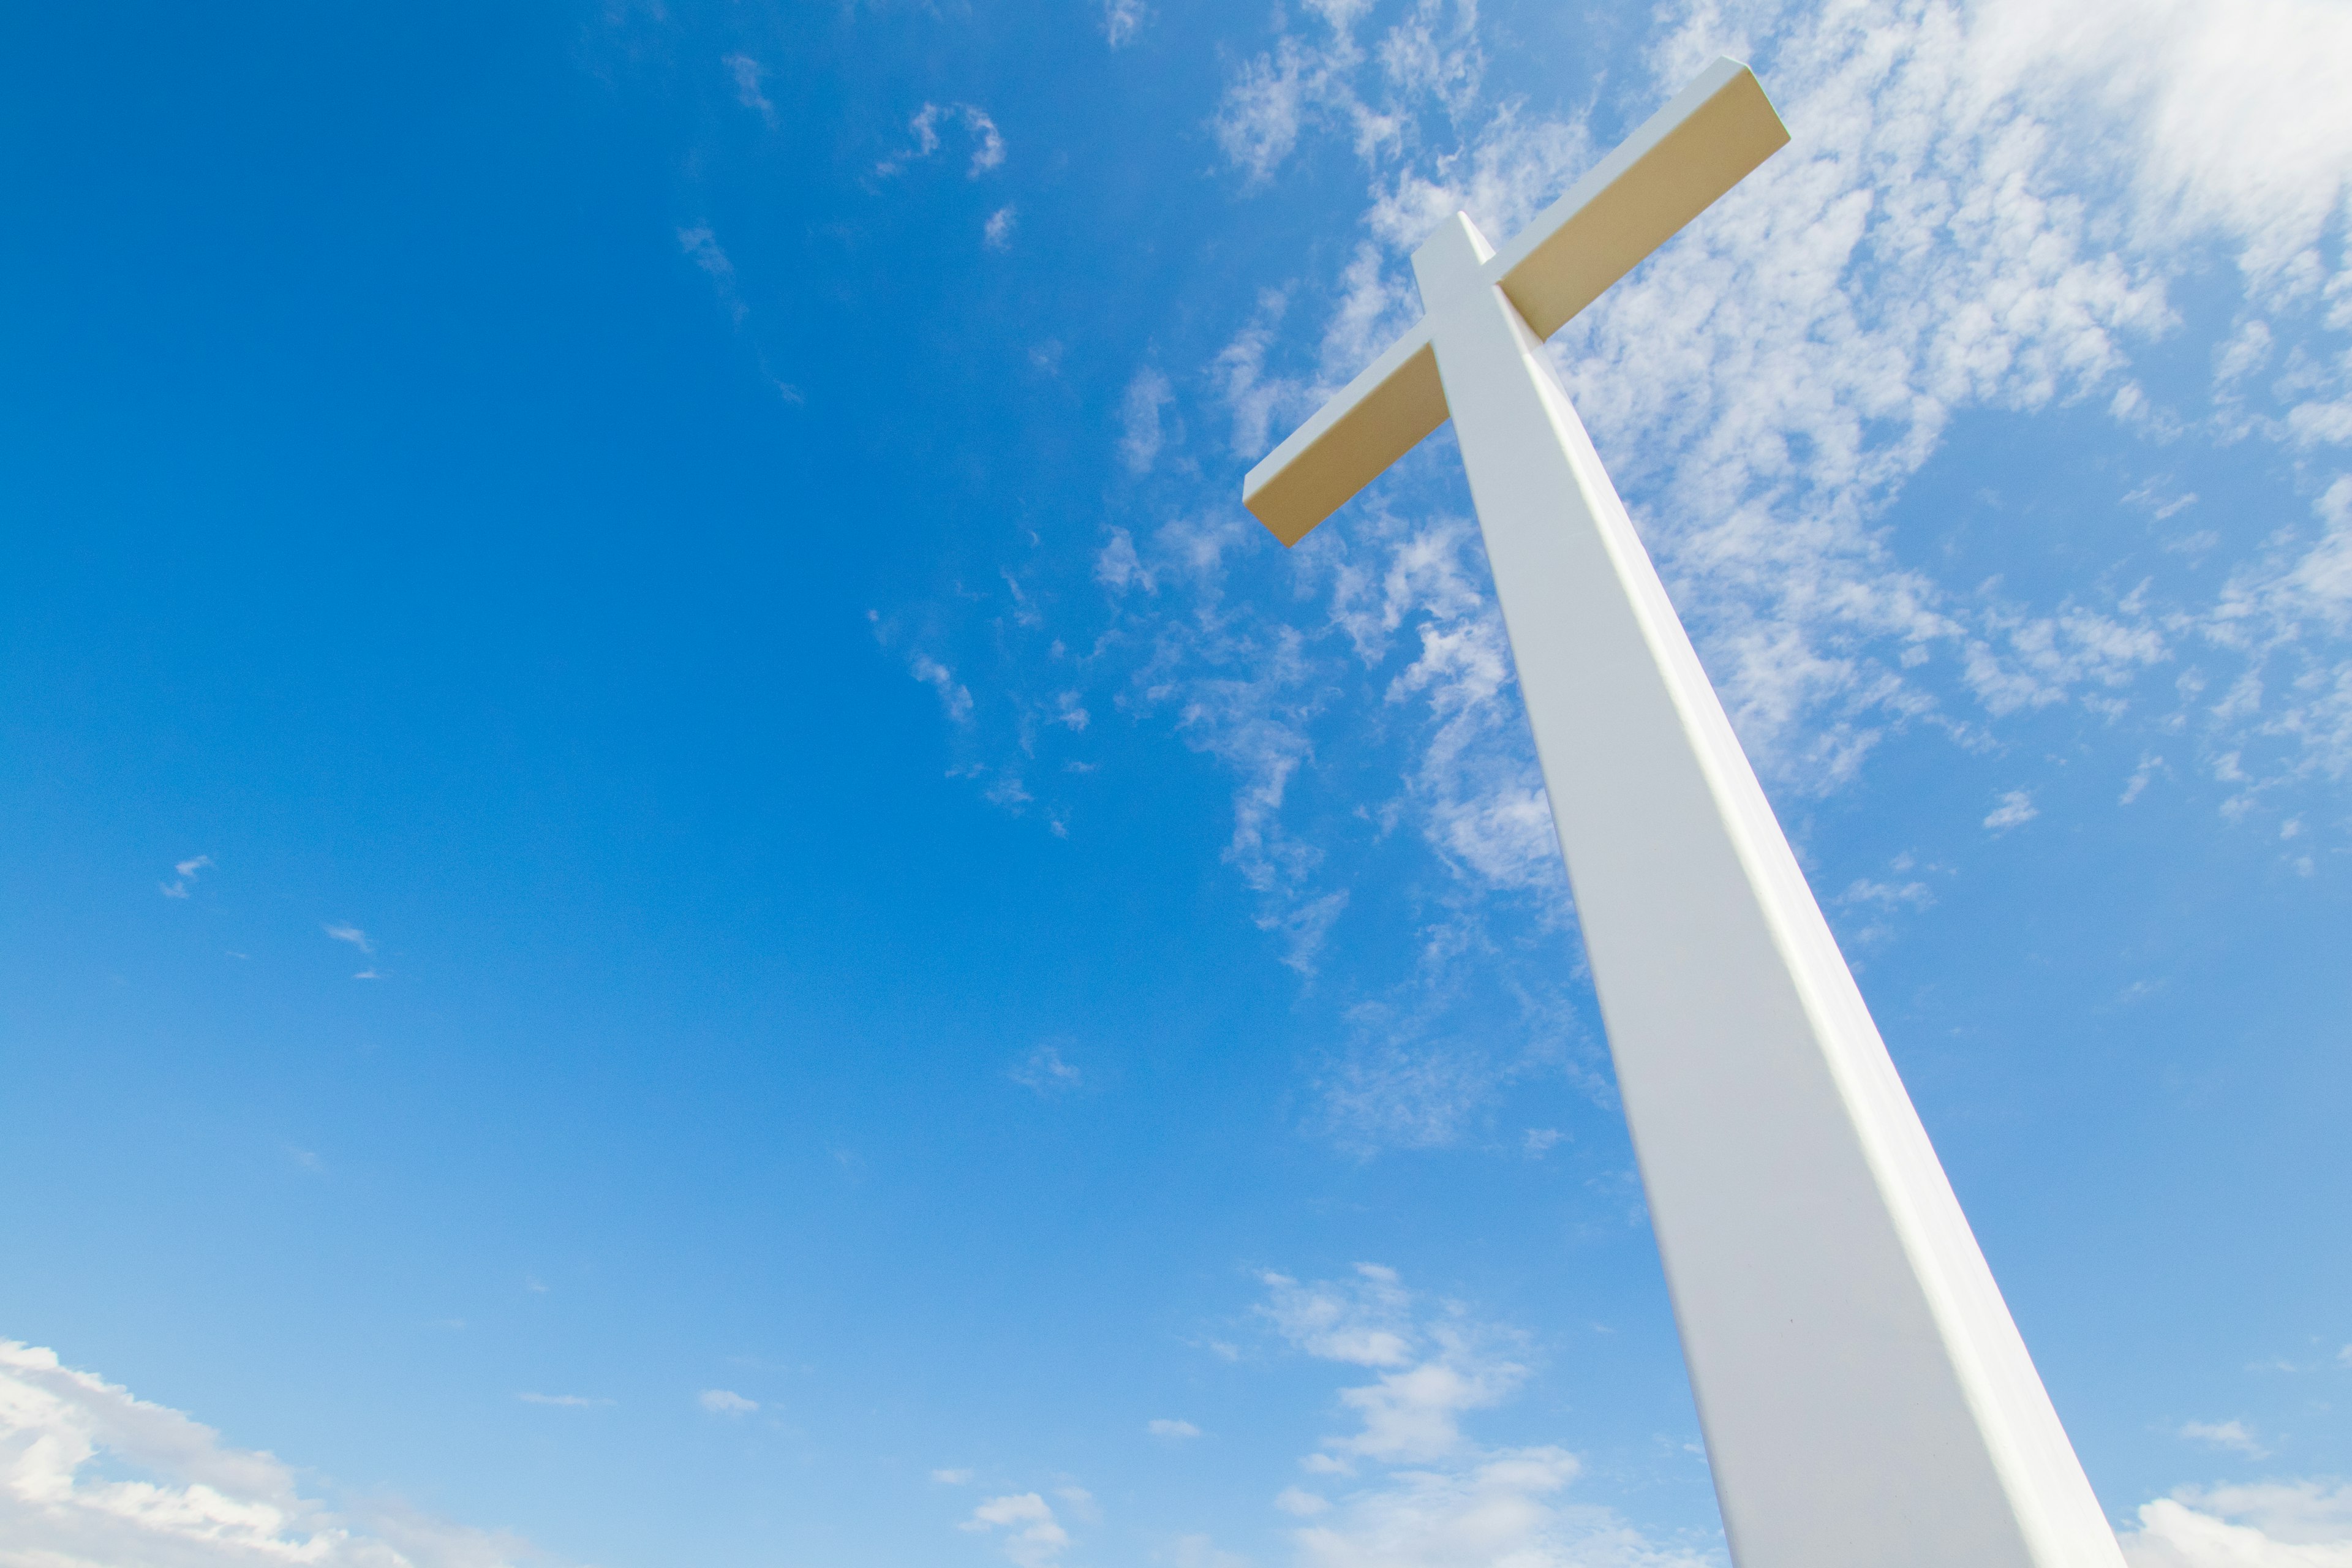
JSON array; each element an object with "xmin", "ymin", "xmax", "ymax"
[{"xmin": 0, "ymin": 1339, "xmax": 553, "ymax": 1568}]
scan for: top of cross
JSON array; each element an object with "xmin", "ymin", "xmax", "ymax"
[{"xmin": 1240, "ymin": 57, "xmax": 1789, "ymax": 546}]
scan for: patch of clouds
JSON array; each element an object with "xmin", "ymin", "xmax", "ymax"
[
  {"xmin": 910, "ymin": 653, "xmax": 976, "ymax": 725},
  {"xmin": 1010, "ymin": 1042, "xmax": 1082, "ymax": 1095},
  {"xmin": 160, "ymin": 854, "xmax": 211, "ymax": 899},
  {"xmin": 698, "ymin": 1389, "xmax": 758, "ymax": 1415},
  {"xmin": 900, "ymin": 0, "xmax": 2352, "ymax": 1150},
  {"xmin": 933, "ymin": 1468, "xmax": 976, "ymax": 1484},
  {"xmin": 324, "ymin": 923, "xmax": 374, "ymax": 956},
  {"xmin": 0, "ymin": 1338, "xmax": 557, "ymax": 1567},
  {"xmin": 962, "ymin": 1491, "xmax": 1072, "ymax": 1568},
  {"xmin": 1196, "ymin": 0, "xmax": 2352, "ymax": 796},
  {"xmin": 1259, "ymin": 1263, "xmax": 1414, "ymax": 1369},
  {"xmin": 1121, "ymin": 367, "xmax": 1175, "ymax": 475},
  {"xmin": 677, "ymin": 225, "xmax": 747, "ymax": 325},
  {"xmin": 1252, "ymin": 1269, "xmax": 1712, "ymax": 1568},
  {"xmin": 1101, "ymin": 0, "xmax": 1148, "ymax": 50},
  {"xmin": 2177, "ymin": 1419, "xmax": 2267, "ymax": 1458},
  {"xmin": 985, "ymin": 205, "xmax": 1020, "ymax": 251},
  {"xmin": 723, "ymin": 52, "xmax": 774, "ymax": 124},
  {"xmin": 879, "ymin": 102, "xmax": 1006, "ymax": 179},
  {"xmin": 516, "ymin": 1392, "xmax": 609, "ymax": 1409},
  {"xmin": 1983, "ymin": 790, "xmax": 2038, "ymax": 831},
  {"xmin": 1148, "ymin": 1418, "xmax": 1203, "ymax": 1439},
  {"xmin": 2120, "ymin": 1480, "xmax": 2352, "ymax": 1568}
]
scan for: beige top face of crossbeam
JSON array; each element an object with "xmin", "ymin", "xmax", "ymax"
[
  {"xmin": 1488, "ymin": 57, "xmax": 1788, "ymax": 339},
  {"xmin": 1240, "ymin": 57, "xmax": 1789, "ymax": 547},
  {"xmin": 1240, "ymin": 323, "xmax": 1445, "ymax": 547}
]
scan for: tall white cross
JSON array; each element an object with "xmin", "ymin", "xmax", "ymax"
[{"xmin": 1243, "ymin": 59, "xmax": 2127, "ymax": 1568}]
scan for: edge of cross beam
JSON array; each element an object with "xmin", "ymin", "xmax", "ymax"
[{"xmin": 1240, "ymin": 321, "xmax": 1446, "ymax": 548}]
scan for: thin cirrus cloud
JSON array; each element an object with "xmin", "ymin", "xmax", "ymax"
[
  {"xmin": 723, "ymin": 51, "xmax": 775, "ymax": 124},
  {"xmin": 1147, "ymin": 1418, "xmax": 1202, "ymax": 1439},
  {"xmin": 1118, "ymin": 367, "xmax": 1174, "ymax": 475},
  {"xmin": 1983, "ymin": 791, "xmax": 2039, "ymax": 832},
  {"xmin": 323, "ymin": 923, "xmax": 373, "ymax": 955},
  {"xmin": 323, "ymin": 922, "xmax": 383, "ymax": 979},
  {"xmin": 160, "ymin": 854, "xmax": 212, "ymax": 899},
  {"xmin": 1253, "ymin": 1265, "xmax": 1701, "ymax": 1563},
  {"xmin": 0, "ymin": 1339, "xmax": 559, "ymax": 1567},
  {"xmin": 875, "ymin": 102, "xmax": 1005, "ymax": 180},
  {"xmin": 961, "ymin": 1491, "xmax": 1071, "ymax": 1568},
  {"xmin": 516, "ymin": 1392, "xmax": 610, "ymax": 1409},
  {"xmin": 698, "ymin": 1389, "xmax": 758, "ymax": 1415},
  {"xmin": 2177, "ymin": 1419, "xmax": 2267, "ymax": 1458},
  {"xmin": 1101, "ymin": 0, "xmax": 1148, "ymax": 50},
  {"xmin": 1009, "ymin": 1042, "xmax": 1081, "ymax": 1096}
]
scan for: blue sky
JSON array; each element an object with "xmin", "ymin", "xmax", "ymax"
[{"xmin": 2, "ymin": 0, "xmax": 2349, "ymax": 1565}]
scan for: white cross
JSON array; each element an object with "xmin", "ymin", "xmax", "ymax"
[{"xmin": 1242, "ymin": 59, "xmax": 2126, "ymax": 1568}]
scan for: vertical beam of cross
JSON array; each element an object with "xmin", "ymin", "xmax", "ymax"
[{"xmin": 1241, "ymin": 61, "xmax": 2128, "ymax": 1568}]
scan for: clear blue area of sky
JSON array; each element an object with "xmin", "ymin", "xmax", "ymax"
[{"xmin": 3, "ymin": 2, "xmax": 2346, "ymax": 1566}]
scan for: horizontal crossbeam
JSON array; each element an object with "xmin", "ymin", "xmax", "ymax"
[{"xmin": 1242, "ymin": 57, "xmax": 1789, "ymax": 547}]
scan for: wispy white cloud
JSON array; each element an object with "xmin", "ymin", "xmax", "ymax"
[
  {"xmin": 1010, "ymin": 1042, "xmax": 1082, "ymax": 1095},
  {"xmin": 1253, "ymin": 1268, "xmax": 1710, "ymax": 1568},
  {"xmin": 1148, "ymin": 1418, "xmax": 1203, "ymax": 1439},
  {"xmin": 1101, "ymin": 0, "xmax": 1148, "ymax": 50},
  {"xmin": 323, "ymin": 923, "xmax": 384, "ymax": 980},
  {"xmin": 878, "ymin": 102, "xmax": 1006, "ymax": 179},
  {"xmin": 2177, "ymin": 1419, "xmax": 2267, "ymax": 1458},
  {"xmin": 0, "ymin": 1339, "xmax": 556, "ymax": 1567},
  {"xmin": 677, "ymin": 225, "xmax": 747, "ymax": 325},
  {"xmin": 1121, "ymin": 366, "xmax": 1175, "ymax": 474},
  {"xmin": 961, "ymin": 1491, "xmax": 1072, "ymax": 1568},
  {"xmin": 1259, "ymin": 1263, "xmax": 1414, "ymax": 1369},
  {"xmin": 963, "ymin": 107, "xmax": 1006, "ymax": 175},
  {"xmin": 1983, "ymin": 790, "xmax": 2038, "ymax": 832},
  {"xmin": 723, "ymin": 52, "xmax": 774, "ymax": 124},
  {"xmin": 698, "ymin": 1388, "xmax": 757, "ymax": 1415},
  {"xmin": 517, "ymin": 1392, "xmax": 609, "ymax": 1409},
  {"xmin": 324, "ymin": 924, "xmax": 374, "ymax": 955},
  {"xmin": 985, "ymin": 204, "xmax": 1019, "ymax": 251},
  {"xmin": 910, "ymin": 653, "xmax": 975, "ymax": 725},
  {"xmin": 160, "ymin": 854, "xmax": 212, "ymax": 899},
  {"xmin": 933, "ymin": 1467, "xmax": 976, "ymax": 1484}
]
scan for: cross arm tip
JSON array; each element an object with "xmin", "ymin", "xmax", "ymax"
[
  {"xmin": 1488, "ymin": 55, "xmax": 1790, "ymax": 341},
  {"xmin": 1240, "ymin": 326, "xmax": 1446, "ymax": 548}
]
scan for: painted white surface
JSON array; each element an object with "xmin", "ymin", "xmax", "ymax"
[{"xmin": 1242, "ymin": 59, "xmax": 2131, "ymax": 1568}]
